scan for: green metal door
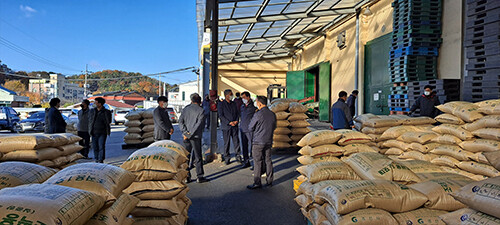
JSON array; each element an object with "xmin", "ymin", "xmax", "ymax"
[
  {"xmin": 319, "ymin": 62, "xmax": 331, "ymax": 121},
  {"xmin": 286, "ymin": 70, "xmax": 305, "ymax": 100},
  {"xmin": 364, "ymin": 33, "xmax": 392, "ymax": 115}
]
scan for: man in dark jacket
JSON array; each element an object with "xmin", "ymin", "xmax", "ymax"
[
  {"xmin": 179, "ymin": 93, "xmax": 209, "ymax": 183},
  {"xmin": 331, "ymin": 91, "xmax": 354, "ymax": 130},
  {"xmin": 409, "ymin": 85, "xmax": 441, "ymax": 117},
  {"xmin": 153, "ymin": 96, "xmax": 174, "ymax": 141},
  {"xmin": 46, "ymin": 98, "xmax": 66, "ymax": 134},
  {"xmin": 346, "ymin": 90, "xmax": 358, "ymax": 118},
  {"xmin": 234, "ymin": 92, "xmax": 243, "ymax": 113},
  {"xmin": 202, "ymin": 94, "xmax": 211, "ymax": 130},
  {"xmin": 247, "ymin": 96, "xmax": 276, "ymax": 190},
  {"xmin": 218, "ymin": 89, "xmax": 241, "ymax": 165},
  {"xmin": 88, "ymin": 97, "xmax": 112, "ymax": 163},
  {"xmin": 239, "ymin": 91, "xmax": 257, "ymax": 168},
  {"xmin": 78, "ymin": 99, "xmax": 91, "ymax": 159}
]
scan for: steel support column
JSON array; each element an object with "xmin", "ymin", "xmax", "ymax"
[{"xmin": 210, "ymin": 0, "xmax": 219, "ymax": 158}]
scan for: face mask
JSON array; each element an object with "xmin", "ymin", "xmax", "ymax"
[
  {"xmin": 242, "ymin": 98, "xmax": 248, "ymax": 104},
  {"xmin": 424, "ymin": 91, "xmax": 431, "ymax": 96},
  {"xmin": 229, "ymin": 96, "xmax": 234, "ymax": 101}
]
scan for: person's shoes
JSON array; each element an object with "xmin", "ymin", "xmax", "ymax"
[
  {"xmin": 236, "ymin": 156, "xmax": 242, "ymax": 163},
  {"xmin": 264, "ymin": 183, "xmax": 273, "ymax": 188},
  {"xmin": 246, "ymin": 184, "xmax": 262, "ymax": 190},
  {"xmin": 197, "ymin": 177, "xmax": 210, "ymax": 183},
  {"xmin": 241, "ymin": 162, "xmax": 250, "ymax": 169},
  {"xmin": 186, "ymin": 176, "xmax": 192, "ymax": 183},
  {"xmin": 250, "ymin": 165, "xmax": 254, "ymax": 171},
  {"xmin": 225, "ymin": 158, "xmax": 231, "ymax": 165}
]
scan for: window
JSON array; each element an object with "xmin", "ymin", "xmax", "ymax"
[{"xmin": 182, "ymin": 91, "xmax": 185, "ymax": 101}]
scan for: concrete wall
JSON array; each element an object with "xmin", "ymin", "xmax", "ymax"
[
  {"xmin": 218, "ymin": 58, "xmax": 290, "ymax": 97},
  {"xmin": 291, "ymin": 0, "xmax": 463, "ymax": 113}
]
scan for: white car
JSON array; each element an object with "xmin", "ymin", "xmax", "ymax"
[{"xmin": 114, "ymin": 110, "xmax": 128, "ymax": 125}]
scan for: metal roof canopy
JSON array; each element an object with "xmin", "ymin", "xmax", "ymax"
[{"xmin": 213, "ymin": 0, "xmax": 372, "ymax": 64}]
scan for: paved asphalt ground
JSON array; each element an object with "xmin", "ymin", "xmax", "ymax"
[{"xmin": 87, "ymin": 124, "xmax": 306, "ymax": 225}]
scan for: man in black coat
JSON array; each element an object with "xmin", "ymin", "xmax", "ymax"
[
  {"xmin": 346, "ymin": 90, "xmax": 358, "ymax": 118},
  {"xmin": 46, "ymin": 98, "xmax": 66, "ymax": 134},
  {"xmin": 217, "ymin": 89, "xmax": 241, "ymax": 165},
  {"xmin": 88, "ymin": 97, "xmax": 112, "ymax": 163},
  {"xmin": 409, "ymin": 85, "xmax": 441, "ymax": 118},
  {"xmin": 247, "ymin": 96, "xmax": 277, "ymax": 190},
  {"xmin": 179, "ymin": 93, "xmax": 209, "ymax": 183},
  {"xmin": 239, "ymin": 91, "xmax": 257, "ymax": 168},
  {"xmin": 153, "ymin": 96, "xmax": 174, "ymax": 141}
]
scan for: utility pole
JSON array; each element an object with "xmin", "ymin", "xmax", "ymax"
[
  {"xmin": 163, "ymin": 82, "xmax": 166, "ymax": 96},
  {"xmin": 84, "ymin": 64, "xmax": 88, "ymax": 97},
  {"xmin": 158, "ymin": 74, "xmax": 161, "ymax": 96}
]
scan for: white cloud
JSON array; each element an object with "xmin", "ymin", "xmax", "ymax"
[{"xmin": 20, "ymin": 5, "xmax": 37, "ymax": 17}]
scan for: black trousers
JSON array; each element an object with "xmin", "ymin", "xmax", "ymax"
[
  {"xmin": 205, "ymin": 113, "xmax": 210, "ymax": 129},
  {"xmin": 252, "ymin": 144, "xmax": 273, "ymax": 186},
  {"xmin": 240, "ymin": 130, "xmax": 252, "ymax": 163},
  {"xmin": 222, "ymin": 127, "xmax": 241, "ymax": 159},
  {"xmin": 184, "ymin": 138, "xmax": 204, "ymax": 178},
  {"xmin": 78, "ymin": 131, "xmax": 90, "ymax": 157}
]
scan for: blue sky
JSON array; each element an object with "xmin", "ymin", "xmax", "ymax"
[{"xmin": 0, "ymin": 1, "xmax": 199, "ymax": 84}]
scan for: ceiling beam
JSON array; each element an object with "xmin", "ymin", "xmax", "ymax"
[
  {"xmin": 220, "ymin": 32, "xmax": 318, "ymax": 46},
  {"xmin": 220, "ymin": 47, "xmax": 294, "ymax": 57},
  {"xmin": 219, "ymin": 7, "xmax": 356, "ymax": 26},
  {"xmin": 219, "ymin": 52, "xmax": 291, "ymax": 63}
]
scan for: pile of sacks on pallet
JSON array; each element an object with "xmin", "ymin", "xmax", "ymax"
[
  {"xmin": 124, "ymin": 109, "xmax": 156, "ymax": 145},
  {"xmin": 0, "ymin": 133, "xmax": 84, "ymax": 169},
  {"xmin": 0, "ymin": 140, "xmax": 192, "ymax": 225},
  {"xmin": 269, "ymin": 98, "xmax": 311, "ymax": 148},
  {"xmin": 66, "ymin": 120, "xmax": 78, "ymax": 135},
  {"xmin": 293, "ymin": 130, "xmax": 500, "ymax": 225},
  {"xmin": 120, "ymin": 140, "xmax": 192, "ymax": 225},
  {"xmin": 354, "ymin": 100, "xmax": 500, "ymax": 181}
]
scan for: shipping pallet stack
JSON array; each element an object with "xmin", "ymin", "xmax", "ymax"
[
  {"xmin": 389, "ymin": 0, "xmax": 443, "ymax": 114},
  {"xmin": 463, "ymin": 0, "xmax": 500, "ymax": 102},
  {"xmin": 389, "ymin": 79, "xmax": 460, "ymax": 115}
]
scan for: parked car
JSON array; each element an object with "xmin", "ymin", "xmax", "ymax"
[
  {"xmin": 0, "ymin": 107, "xmax": 20, "ymax": 132},
  {"xmin": 166, "ymin": 107, "xmax": 178, "ymax": 123},
  {"xmin": 17, "ymin": 111, "xmax": 45, "ymax": 133},
  {"xmin": 114, "ymin": 110, "xmax": 129, "ymax": 125},
  {"xmin": 17, "ymin": 111, "xmax": 69, "ymax": 133}
]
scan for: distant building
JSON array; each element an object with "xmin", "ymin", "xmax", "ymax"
[
  {"xmin": 28, "ymin": 73, "xmax": 84, "ymax": 103},
  {"xmin": 168, "ymin": 80, "xmax": 199, "ymax": 103},
  {"xmin": 0, "ymin": 86, "xmax": 29, "ymax": 107},
  {"xmin": 89, "ymin": 91, "xmax": 146, "ymax": 106}
]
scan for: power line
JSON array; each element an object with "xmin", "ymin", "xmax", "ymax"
[{"xmin": 0, "ymin": 36, "xmax": 80, "ymax": 72}]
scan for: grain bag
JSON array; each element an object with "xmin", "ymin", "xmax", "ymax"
[
  {"xmin": 141, "ymin": 118, "xmax": 154, "ymax": 125},
  {"xmin": 459, "ymin": 139, "xmax": 500, "ymax": 152},
  {"xmin": 382, "ymin": 140, "xmax": 410, "ymax": 150},
  {"xmin": 297, "ymin": 130, "xmax": 342, "ymax": 147},
  {"xmin": 315, "ymin": 180, "xmax": 428, "ymax": 214},
  {"xmin": 0, "ymin": 162, "xmax": 55, "ymax": 189},
  {"xmin": 273, "ymin": 142, "xmax": 291, "ymax": 149},
  {"xmin": 86, "ymin": 193, "xmax": 140, "ymax": 225},
  {"xmin": 142, "ymin": 132, "xmax": 154, "ymax": 139},
  {"xmin": 294, "ymin": 194, "xmax": 312, "ymax": 209},
  {"xmin": 463, "ymin": 115, "xmax": 500, "ymax": 131},
  {"xmin": 124, "ymin": 120, "xmax": 141, "ymax": 127},
  {"xmin": 276, "ymin": 120, "xmax": 290, "ymax": 127},
  {"xmin": 451, "ymin": 177, "xmax": 500, "ymax": 218},
  {"xmin": 142, "ymin": 124, "xmax": 155, "ymax": 132},
  {"xmin": 439, "ymin": 208, "xmax": 500, "ymax": 225},
  {"xmin": 436, "ymin": 101, "xmax": 483, "ymax": 122},
  {"xmin": 457, "ymin": 161, "xmax": 500, "ymax": 177},
  {"xmin": 58, "ymin": 144, "xmax": 84, "ymax": 156},
  {"xmin": 297, "ymin": 155, "xmax": 342, "ymax": 165},
  {"xmin": 269, "ymin": 101, "xmax": 289, "ymax": 112},
  {"xmin": 275, "ymin": 111, "xmax": 291, "ymax": 120},
  {"xmin": 123, "ymin": 180, "xmax": 186, "ymax": 200},
  {"xmin": 343, "ymin": 144, "xmax": 377, "ymax": 156},
  {"xmin": 130, "ymin": 198, "xmax": 183, "ymax": 217},
  {"xmin": 0, "ymin": 148, "xmax": 62, "ymax": 162},
  {"xmin": 121, "ymin": 147, "xmax": 185, "ymax": 180},
  {"xmin": 393, "ymin": 208, "xmax": 447, "ymax": 225},
  {"xmin": 432, "ymin": 124, "xmax": 474, "ymax": 141},
  {"xmin": 431, "ymin": 134, "xmax": 463, "ymax": 145},
  {"xmin": 384, "ymin": 148, "xmax": 404, "ymax": 155},
  {"xmin": 344, "ymin": 152, "xmax": 421, "ymax": 183},
  {"xmin": 397, "ymin": 160, "xmax": 444, "ymax": 174},
  {"xmin": 363, "ymin": 117, "xmax": 401, "ymax": 128},
  {"xmin": 409, "ymin": 142, "xmax": 440, "ymax": 153},
  {"xmin": 273, "ymin": 134, "xmax": 291, "ymax": 142},
  {"xmin": 274, "ymin": 127, "xmax": 292, "ymax": 135},
  {"xmin": 0, "ymin": 134, "xmax": 54, "ymax": 153},
  {"xmin": 289, "ymin": 102, "xmax": 308, "ymax": 113},
  {"xmin": 354, "ymin": 113, "xmax": 378, "ymax": 124},
  {"xmin": 475, "ymin": 99, "xmax": 500, "ymax": 108},
  {"xmin": 430, "ymin": 145, "xmax": 474, "ymax": 161},
  {"xmin": 399, "ymin": 151, "xmax": 436, "ymax": 161},
  {"xmin": 472, "ymin": 128, "xmax": 500, "ymax": 141},
  {"xmin": 409, "ymin": 178, "xmax": 473, "ymax": 211},
  {"xmin": 124, "ymin": 133, "xmax": 142, "ymax": 140},
  {"xmin": 404, "ymin": 116, "xmax": 436, "ymax": 125},
  {"xmin": 335, "ymin": 129, "xmax": 372, "ymax": 145},
  {"xmin": 435, "ymin": 114, "xmax": 465, "ymax": 125},
  {"xmin": 380, "ymin": 126, "xmax": 420, "ymax": 140},
  {"xmin": 125, "ymin": 110, "xmax": 141, "ymax": 120},
  {"xmin": 299, "ymin": 145, "xmax": 344, "ymax": 157},
  {"xmin": 288, "ymin": 114, "xmax": 308, "ymax": 121},
  {"xmin": 148, "ymin": 140, "xmax": 190, "ymax": 157},
  {"xmin": 132, "ymin": 216, "xmax": 186, "ymax": 225},
  {"xmin": 291, "ymin": 127, "xmax": 311, "ymax": 135},
  {"xmin": 321, "ymin": 206, "xmax": 397, "ymax": 225},
  {"xmin": 140, "ymin": 109, "xmax": 154, "ymax": 119},
  {"xmin": 0, "ymin": 183, "xmax": 105, "ymax": 225},
  {"xmin": 361, "ymin": 126, "xmax": 390, "ymax": 134},
  {"xmin": 439, "ymin": 167, "xmax": 485, "ymax": 181},
  {"xmin": 44, "ymin": 163, "xmax": 136, "ymax": 204},
  {"xmin": 290, "ymin": 120, "xmax": 310, "ymax": 128},
  {"xmin": 477, "ymin": 100, "xmax": 500, "ymax": 115},
  {"xmin": 398, "ymin": 131, "xmax": 438, "ymax": 144},
  {"xmin": 296, "ymin": 162, "xmax": 361, "ymax": 183},
  {"xmin": 431, "ymin": 155, "xmax": 460, "ymax": 167},
  {"xmin": 484, "ymin": 151, "xmax": 500, "ymax": 170},
  {"xmin": 271, "ymin": 98, "xmax": 298, "ymax": 104}
]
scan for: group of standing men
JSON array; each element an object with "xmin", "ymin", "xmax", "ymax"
[
  {"xmin": 217, "ymin": 89, "xmax": 277, "ymax": 189},
  {"xmin": 45, "ymin": 97, "xmax": 111, "ymax": 163}
]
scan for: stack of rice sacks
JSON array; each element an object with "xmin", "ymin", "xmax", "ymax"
[
  {"xmin": 139, "ymin": 109, "xmax": 155, "ymax": 144},
  {"xmin": 66, "ymin": 120, "xmax": 78, "ymax": 135},
  {"xmin": 0, "ymin": 133, "xmax": 84, "ymax": 169},
  {"xmin": 121, "ymin": 140, "xmax": 192, "ymax": 225},
  {"xmin": 124, "ymin": 110, "xmax": 143, "ymax": 145},
  {"xmin": 269, "ymin": 98, "xmax": 311, "ymax": 149},
  {"xmin": 294, "ymin": 129, "xmax": 482, "ymax": 225}
]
